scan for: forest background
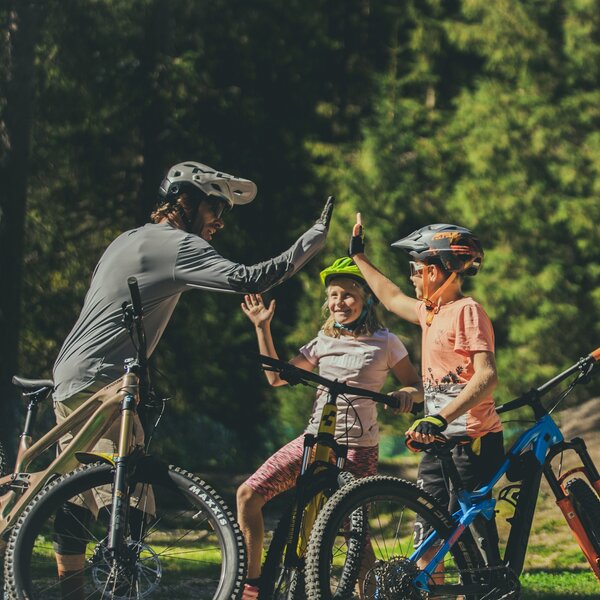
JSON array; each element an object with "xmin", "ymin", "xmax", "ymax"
[{"xmin": 1, "ymin": 0, "xmax": 599, "ymax": 472}]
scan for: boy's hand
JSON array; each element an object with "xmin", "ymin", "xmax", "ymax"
[
  {"xmin": 241, "ymin": 294, "xmax": 276, "ymax": 328},
  {"xmin": 405, "ymin": 414, "xmax": 448, "ymax": 444},
  {"xmin": 348, "ymin": 212, "xmax": 365, "ymax": 256}
]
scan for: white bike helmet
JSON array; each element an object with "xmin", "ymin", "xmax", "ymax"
[{"xmin": 158, "ymin": 161, "xmax": 257, "ymax": 208}]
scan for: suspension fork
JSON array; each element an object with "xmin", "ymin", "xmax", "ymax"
[
  {"xmin": 107, "ymin": 370, "xmax": 138, "ymax": 552},
  {"xmin": 545, "ymin": 438, "xmax": 600, "ymax": 580}
]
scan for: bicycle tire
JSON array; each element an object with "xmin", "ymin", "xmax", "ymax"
[
  {"xmin": 4, "ymin": 460, "xmax": 246, "ymax": 600},
  {"xmin": 259, "ymin": 470, "xmax": 363, "ymax": 600},
  {"xmin": 305, "ymin": 475, "xmax": 486, "ymax": 600},
  {"xmin": 0, "ymin": 440, "xmax": 8, "ymax": 477},
  {"xmin": 565, "ymin": 477, "xmax": 600, "ymax": 555}
]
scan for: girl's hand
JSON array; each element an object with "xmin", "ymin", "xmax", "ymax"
[
  {"xmin": 241, "ymin": 294, "xmax": 276, "ymax": 328},
  {"xmin": 386, "ymin": 389, "xmax": 414, "ymax": 414}
]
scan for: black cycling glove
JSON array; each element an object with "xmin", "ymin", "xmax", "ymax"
[
  {"xmin": 316, "ymin": 196, "xmax": 335, "ymax": 230},
  {"xmin": 348, "ymin": 226, "xmax": 365, "ymax": 257},
  {"xmin": 408, "ymin": 414, "xmax": 448, "ymax": 437}
]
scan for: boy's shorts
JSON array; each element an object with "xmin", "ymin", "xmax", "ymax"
[{"xmin": 414, "ymin": 430, "xmax": 504, "ymax": 564}]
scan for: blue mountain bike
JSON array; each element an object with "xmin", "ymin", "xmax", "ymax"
[{"xmin": 304, "ymin": 348, "xmax": 600, "ymax": 599}]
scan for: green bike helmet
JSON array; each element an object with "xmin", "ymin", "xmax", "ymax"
[{"xmin": 320, "ymin": 257, "xmax": 367, "ymax": 287}]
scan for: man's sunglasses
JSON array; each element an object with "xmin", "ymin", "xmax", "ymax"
[{"xmin": 206, "ymin": 196, "xmax": 232, "ymax": 220}]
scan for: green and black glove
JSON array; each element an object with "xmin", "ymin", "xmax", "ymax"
[{"xmin": 408, "ymin": 414, "xmax": 448, "ymax": 437}]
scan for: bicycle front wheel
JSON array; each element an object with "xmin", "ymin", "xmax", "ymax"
[
  {"xmin": 259, "ymin": 470, "xmax": 364, "ymax": 600},
  {"xmin": 305, "ymin": 475, "xmax": 484, "ymax": 600},
  {"xmin": 565, "ymin": 477, "xmax": 600, "ymax": 554},
  {"xmin": 4, "ymin": 461, "xmax": 246, "ymax": 600}
]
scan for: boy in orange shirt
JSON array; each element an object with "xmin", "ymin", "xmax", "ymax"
[{"xmin": 349, "ymin": 216, "xmax": 504, "ymax": 565}]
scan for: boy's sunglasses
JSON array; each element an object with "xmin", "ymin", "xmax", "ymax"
[{"xmin": 409, "ymin": 261, "xmax": 427, "ymax": 277}]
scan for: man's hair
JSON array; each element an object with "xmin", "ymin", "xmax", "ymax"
[
  {"xmin": 321, "ymin": 281, "xmax": 383, "ymax": 338},
  {"xmin": 151, "ymin": 193, "xmax": 195, "ymax": 225}
]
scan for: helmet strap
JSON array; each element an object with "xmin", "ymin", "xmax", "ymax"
[
  {"xmin": 423, "ymin": 270, "xmax": 457, "ymax": 326},
  {"xmin": 334, "ymin": 305, "xmax": 369, "ymax": 334}
]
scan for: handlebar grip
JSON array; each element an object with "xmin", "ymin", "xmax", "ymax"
[
  {"xmin": 405, "ymin": 434, "xmax": 449, "ymax": 454},
  {"xmin": 592, "ymin": 347, "xmax": 600, "ymax": 362},
  {"xmin": 127, "ymin": 277, "xmax": 143, "ymax": 316}
]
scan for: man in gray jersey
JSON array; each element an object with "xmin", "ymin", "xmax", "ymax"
[{"xmin": 51, "ymin": 161, "xmax": 334, "ymax": 596}]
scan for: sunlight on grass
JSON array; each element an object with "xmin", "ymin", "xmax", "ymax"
[{"xmin": 521, "ymin": 570, "xmax": 599, "ymax": 598}]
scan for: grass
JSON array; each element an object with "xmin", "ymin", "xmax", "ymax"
[{"xmin": 521, "ymin": 570, "xmax": 599, "ymax": 598}]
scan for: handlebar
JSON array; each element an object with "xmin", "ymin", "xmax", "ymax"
[
  {"xmin": 258, "ymin": 354, "xmax": 419, "ymax": 411},
  {"xmin": 406, "ymin": 347, "xmax": 600, "ymax": 454},
  {"xmin": 496, "ymin": 348, "xmax": 600, "ymax": 416}
]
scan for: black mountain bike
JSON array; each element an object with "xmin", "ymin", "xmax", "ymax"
[{"xmin": 256, "ymin": 355, "xmax": 404, "ymax": 600}]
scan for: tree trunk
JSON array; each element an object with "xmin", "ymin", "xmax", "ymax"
[
  {"xmin": 137, "ymin": 0, "xmax": 172, "ymax": 225},
  {"xmin": 0, "ymin": 1, "xmax": 38, "ymax": 456}
]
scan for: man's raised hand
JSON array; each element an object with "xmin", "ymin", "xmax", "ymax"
[{"xmin": 316, "ymin": 196, "xmax": 335, "ymax": 230}]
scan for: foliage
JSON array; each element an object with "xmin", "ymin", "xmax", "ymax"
[{"xmin": 2, "ymin": 0, "xmax": 599, "ymax": 470}]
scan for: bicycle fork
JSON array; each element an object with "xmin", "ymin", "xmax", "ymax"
[
  {"xmin": 107, "ymin": 368, "xmax": 138, "ymax": 553},
  {"xmin": 545, "ymin": 438, "xmax": 600, "ymax": 580}
]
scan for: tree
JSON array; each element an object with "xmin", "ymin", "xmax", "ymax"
[{"xmin": 0, "ymin": 1, "xmax": 41, "ymax": 453}]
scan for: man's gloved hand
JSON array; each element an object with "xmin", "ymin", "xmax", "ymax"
[
  {"xmin": 316, "ymin": 196, "xmax": 335, "ymax": 229},
  {"xmin": 407, "ymin": 414, "xmax": 448, "ymax": 437},
  {"xmin": 348, "ymin": 213, "xmax": 365, "ymax": 256}
]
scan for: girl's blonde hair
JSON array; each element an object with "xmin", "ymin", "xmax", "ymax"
[{"xmin": 321, "ymin": 279, "xmax": 383, "ymax": 338}]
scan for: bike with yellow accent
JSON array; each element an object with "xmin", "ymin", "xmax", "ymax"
[{"xmin": 256, "ymin": 355, "xmax": 402, "ymax": 600}]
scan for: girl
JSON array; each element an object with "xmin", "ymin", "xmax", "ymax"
[{"xmin": 236, "ymin": 257, "xmax": 423, "ymax": 599}]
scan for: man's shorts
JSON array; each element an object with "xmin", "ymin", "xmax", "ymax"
[
  {"xmin": 54, "ymin": 378, "xmax": 154, "ymax": 517},
  {"xmin": 244, "ymin": 434, "xmax": 378, "ymax": 503}
]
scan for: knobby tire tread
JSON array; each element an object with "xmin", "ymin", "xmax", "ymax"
[
  {"xmin": 4, "ymin": 461, "xmax": 246, "ymax": 600},
  {"xmin": 566, "ymin": 477, "xmax": 600, "ymax": 555},
  {"xmin": 304, "ymin": 475, "xmax": 485, "ymax": 600},
  {"xmin": 259, "ymin": 470, "xmax": 359, "ymax": 600}
]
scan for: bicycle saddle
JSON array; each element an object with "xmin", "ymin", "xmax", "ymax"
[{"xmin": 12, "ymin": 376, "xmax": 54, "ymax": 393}]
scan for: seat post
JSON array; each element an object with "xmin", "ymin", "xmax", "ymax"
[{"xmin": 15, "ymin": 396, "xmax": 41, "ymax": 470}]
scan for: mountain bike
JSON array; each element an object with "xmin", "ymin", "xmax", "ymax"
[
  {"xmin": 304, "ymin": 347, "xmax": 600, "ymax": 599},
  {"xmin": 2, "ymin": 277, "xmax": 246, "ymax": 600},
  {"xmin": 255, "ymin": 355, "xmax": 405, "ymax": 600}
]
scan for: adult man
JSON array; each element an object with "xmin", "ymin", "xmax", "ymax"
[
  {"xmin": 349, "ymin": 216, "xmax": 503, "ymax": 568},
  {"xmin": 52, "ymin": 161, "xmax": 334, "ymax": 596}
]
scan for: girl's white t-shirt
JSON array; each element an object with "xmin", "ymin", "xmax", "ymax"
[{"xmin": 299, "ymin": 328, "xmax": 408, "ymax": 448}]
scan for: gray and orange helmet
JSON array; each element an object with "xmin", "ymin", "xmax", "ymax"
[{"xmin": 391, "ymin": 224, "xmax": 484, "ymax": 276}]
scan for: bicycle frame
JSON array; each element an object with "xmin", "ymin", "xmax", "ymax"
[
  {"xmin": 409, "ymin": 357, "xmax": 600, "ymax": 594},
  {"xmin": 0, "ymin": 359, "xmax": 140, "ymax": 538},
  {"xmin": 283, "ymin": 388, "xmax": 348, "ymax": 566}
]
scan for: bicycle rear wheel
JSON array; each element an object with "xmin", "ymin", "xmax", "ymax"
[
  {"xmin": 305, "ymin": 475, "xmax": 486, "ymax": 600},
  {"xmin": 0, "ymin": 440, "xmax": 8, "ymax": 477},
  {"xmin": 4, "ymin": 460, "xmax": 246, "ymax": 600}
]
